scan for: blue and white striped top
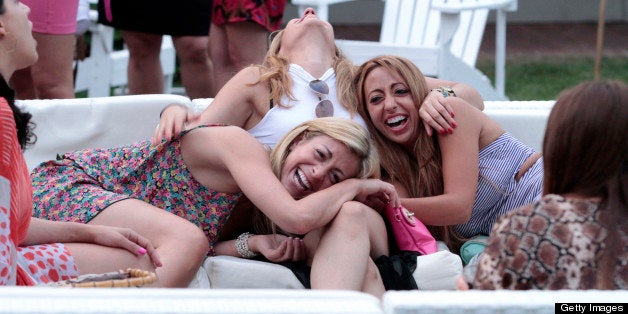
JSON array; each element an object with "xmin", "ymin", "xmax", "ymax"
[{"xmin": 455, "ymin": 132, "xmax": 543, "ymax": 238}]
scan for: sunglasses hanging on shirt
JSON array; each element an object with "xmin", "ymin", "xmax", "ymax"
[{"xmin": 309, "ymin": 79, "xmax": 334, "ymax": 118}]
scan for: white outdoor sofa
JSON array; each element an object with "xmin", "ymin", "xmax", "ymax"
[{"xmin": 5, "ymin": 95, "xmax": 625, "ymax": 313}]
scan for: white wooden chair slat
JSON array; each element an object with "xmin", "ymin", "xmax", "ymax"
[{"xmin": 420, "ymin": 1, "xmax": 441, "ymax": 46}]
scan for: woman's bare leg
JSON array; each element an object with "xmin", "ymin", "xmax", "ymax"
[
  {"xmin": 10, "ymin": 33, "xmax": 76, "ymax": 99},
  {"xmin": 208, "ymin": 22, "xmax": 267, "ymax": 94},
  {"xmin": 122, "ymin": 31, "xmax": 164, "ymax": 94},
  {"xmin": 88, "ymin": 199, "xmax": 208, "ymax": 287},
  {"xmin": 361, "ymin": 258, "xmax": 385, "ymax": 297},
  {"xmin": 173, "ymin": 36, "xmax": 214, "ymax": 98},
  {"xmin": 309, "ymin": 201, "xmax": 387, "ymax": 297}
]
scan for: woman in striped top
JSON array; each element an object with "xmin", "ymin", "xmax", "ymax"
[{"xmin": 352, "ymin": 55, "xmax": 543, "ymax": 252}]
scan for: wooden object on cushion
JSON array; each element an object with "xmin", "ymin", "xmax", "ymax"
[{"xmin": 49, "ymin": 268, "xmax": 157, "ymax": 288}]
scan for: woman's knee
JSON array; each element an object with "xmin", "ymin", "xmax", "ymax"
[
  {"xmin": 337, "ymin": 201, "xmax": 372, "ymax": 220},
  {"xmin": 326, "ymin": 201, "xmax": 376, "ymax": 240},
  {"xmin": 167, "ymin": 220, "xmax": 209, "ymax": 257},
  {"xmin": 335, "ymin": 202, "xmax": 385, "ymax": 230}
]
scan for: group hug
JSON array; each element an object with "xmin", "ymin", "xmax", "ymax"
[{"xmin": 1, "ymin": 1, "xmax": 626, "ymax": 295}]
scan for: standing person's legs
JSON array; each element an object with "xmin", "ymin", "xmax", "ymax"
[
  {"xmin": 29, "ymin": 33, "xmax": 77, "ymax": 99},
  {"xmin": 208, "ymin": 24, "xmax": 228, "ymax": 96},
  {"xmin": 11, "ymin": 0, "xmax": 78, "ymax": 99},
  {"xmin": 172, "ymin": 36, "xmax": 214, "ymax": 98},
  {"xmin": 87, "ymin": 199, "xmax": 209, "ymax": 288},
  {"xmin": 209, "ymin": 22, "xmax": 268, "ymax": 95},
  {"xmin": 122, "ymin": 31, "xmax": 164, "ymax": 95},
  {"xmin": 11, "ymin": 34, "xmax": 77, "ymax": 99}
]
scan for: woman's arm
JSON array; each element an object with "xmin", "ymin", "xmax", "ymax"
[
  {"xmin": 425, "ymin": 77, "xmax": 484, "ymax": 110},
  {"xmin": 182, "ymin": 126, "xmax": 400, "ymax": 235},
  {"xmin": 214, "ymin": 234, "xmax": 306, "ymax": 262},
  {"xmin": 401, "ymin": 98, "xmax": 483, "ymax": 225},
  {"xmin": 421, "ymin": 77, "xmax": 485, "ymax": 136},
  {"xmin": 151, "ymin": 66, "xmax": 262, "ymax": 144},
  {"xmin": 23, "ymin": 218, "xmax": 162, "ymax": 267}
]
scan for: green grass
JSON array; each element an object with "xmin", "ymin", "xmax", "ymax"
[{"xmin": 477, "ymin": 56, "xmax": 628, "ymax": 100}]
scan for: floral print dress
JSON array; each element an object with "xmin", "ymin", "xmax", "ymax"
[{"xmin": 31, "ymin": 126, "xmax": 242, "ymax": 256}]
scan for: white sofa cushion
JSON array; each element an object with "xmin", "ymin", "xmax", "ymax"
[
  {"xmin": 414, "ymin": 251, "xmax": 462, "ymax": 290},
  {"xmin": 483, "ymin": 100, "xmax": 554, "ymax": 152},
  {"xmin": 203, "ymin": 256, "xmax": 305, "ymax": 289},
  {"xmin": 196, "ymin": 250, "xmax": 462, "ymax": 290}
]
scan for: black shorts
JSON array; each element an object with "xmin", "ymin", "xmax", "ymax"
[
  {"xmin": 97, "ymin": 0, "xmax": 212, "ymax": 36},
  {"xmin": 279, "ymin": 251, "xmax": 420, "ymax": 290}
]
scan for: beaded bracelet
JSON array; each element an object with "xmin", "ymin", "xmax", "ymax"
[{"xmin": 235, "ymin": 232, "xmax": 258, "ymax": 258}]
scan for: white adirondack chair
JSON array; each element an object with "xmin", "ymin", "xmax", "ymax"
[
  {"xmin": 292, "ymin": 0, "xmax": 517, "ymax": 100},
  {"xmin": 74, "ymin": 0, "xmax": 176, "ymax": 97}
]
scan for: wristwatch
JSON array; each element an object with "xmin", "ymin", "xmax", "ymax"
[{"xmin": 432, "ymin": 86, "xmax": 456, "ymax": 98}]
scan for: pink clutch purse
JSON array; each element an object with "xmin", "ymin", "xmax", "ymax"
[{"xmin": 385, "ymin": 205, "xmax": 438, "ymax": 255}]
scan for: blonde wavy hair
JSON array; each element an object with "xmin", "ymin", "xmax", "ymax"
[{"xmin": 254, "ymin": 117, "xmax": 380, "ymax": 235}]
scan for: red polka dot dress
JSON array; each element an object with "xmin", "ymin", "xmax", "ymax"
[{"xmin": 0, "ymin": 98, "xmax": 79, "ymax": 286}]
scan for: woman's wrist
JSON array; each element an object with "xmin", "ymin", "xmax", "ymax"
[
  {"xmin": 235, "ymin": 232, "xmax": 259, "ymax": 258},
  {"xmin": 159, "ymin": 103, "xmax": 188, "ymax": 118},
  {"xmin": 430, "ymin": 86, "xmax": 456, "ymax": 98}
]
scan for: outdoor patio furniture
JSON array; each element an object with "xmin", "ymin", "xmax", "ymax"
[
  {"xmin": 292, "ymin": 0, "xmax": 517, "ymax": 100},
  {"xmin": 13, "ymin": 94, "xmax": 627, "ymax": 312}
]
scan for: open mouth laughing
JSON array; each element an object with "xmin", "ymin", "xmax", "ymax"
[
  {"xmin": 294, "ymin": 168, "xmax": 312, "ymax": 192},
  {"xmin": 386, "ymin": 115, "xmax": 408, "ymax": 129}
]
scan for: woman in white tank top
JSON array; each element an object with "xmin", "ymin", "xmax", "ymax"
[{"xmin": 153, "ymin": 7, "xmax": 485, "ymax": 148}]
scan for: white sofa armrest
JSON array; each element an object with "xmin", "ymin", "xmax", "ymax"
[
  {"xmin": 19, "ymin": 94, "xmax": 192, "ymax": 170},
  {"xmin": 0, "ymin": 286, "xmax": 383, "ymax": 314},
  {"xmin": 383, "ymin": 290, "xmax": 628, "ymax": 314}
]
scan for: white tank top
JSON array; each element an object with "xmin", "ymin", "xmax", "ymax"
[{"xmin": 248, "ymin": 64, "xmax": 367, "ymax": 148}]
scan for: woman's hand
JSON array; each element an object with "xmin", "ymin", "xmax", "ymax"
[
  {"xmin": 25, "ymin": 218, "xmax": 163, "ymax": 268},
  {"xmin": 419, "ymin": 90, "xmax": 457, "ymax": 136},
  {"xmin": 249, "ymin": 234, "xmax": 306, "ymax": 263},
  {"xmin": 89, "ymin": 225, "xmax": 163, "ymax": 268},
  {"xmin": 353, "ymin": 179, "xmax": 400, "ymax": 210},
  {"xmin": 151, "ymin": 104, "xmax": 199, "ymax": 145}
]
